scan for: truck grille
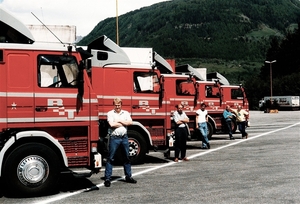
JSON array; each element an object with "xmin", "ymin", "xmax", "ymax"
[
  {"xmin": 67, "ymin": 157, "xmax": 89, "ymax": 166},
  {"xmin": 59, "ymin": 139, "xmax": 88, "ymax": 153},
  {"xmin": 147, "ymin": 128, "xmax": 164, "ymax": 136}
]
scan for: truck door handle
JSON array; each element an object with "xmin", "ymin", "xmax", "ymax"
[
  {"xmin": 132, "ymin": 105, "xmax": 139, "ymax": 109},
  {"xmin": 35, "ymin": 107, "xmax": 48, "ymax": 112}
]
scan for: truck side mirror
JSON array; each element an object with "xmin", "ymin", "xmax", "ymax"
[{"xmin": 76, "ymin": 61, "xmax": 84, "ymax": 112}]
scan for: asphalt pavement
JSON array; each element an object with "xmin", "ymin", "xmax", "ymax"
[{"xmin": 1, "ymin": 110, "xmax": 300, "ymax": 204}]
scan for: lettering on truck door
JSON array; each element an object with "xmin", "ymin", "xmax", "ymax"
[
  {"xmin": 34, "ymin": 54, "xmax": 88, "ymax": 123},
  {"xmin": 132, "ymin": 71, "xmax": 161, "ymax": 116}
]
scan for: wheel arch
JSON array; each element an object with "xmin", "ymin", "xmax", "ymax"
[
  {"xmin": 0, "ymin": 130, "xmax": 67, "ymax": 177},
  {"xmin": 207, "ymin": 115, "xmax": 217, "ymax": 133},
  {"xmin": 129, "ymin": 121, "xmax": 152, "ymax": 151}
]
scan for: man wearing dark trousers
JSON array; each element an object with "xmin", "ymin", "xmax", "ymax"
[
  {"xmin": 223, "ymin": 105, "xmax": 235, "ymax": 140},
  {"xmin": 173, "ymin": 104, "xmax": 190, "ymax": 162}
]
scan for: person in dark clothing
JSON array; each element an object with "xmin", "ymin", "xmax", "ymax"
[
  {"xmin": 173, "ymin": 104, "xmax": 190, "ymax": 162},
  {"xmin": 223, "ymin": 105, "xmax": 235, "ymax": 140}
]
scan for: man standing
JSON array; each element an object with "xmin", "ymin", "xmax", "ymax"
[
  {"xmin": 173, "ymin": 104, "xmax": 190, "ymax": 162},
  {"xmin": 196, "ymin": 103, "xmax": 210, "ymax": 149},
  {"xmin": 104, "ymin": 98, "xmax": 137, "ymax": 187},
  {"xmin": 223, "ymin": 105, "xmax": 235, "ymax": 140},
  {"xmin": 232, "ymin": 105, "xmax": 249, "ymax": 139}
]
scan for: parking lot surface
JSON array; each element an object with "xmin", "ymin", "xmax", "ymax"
[{"xmin": 1, "ymin": 110, "xmax": 299, "ymax": 204}]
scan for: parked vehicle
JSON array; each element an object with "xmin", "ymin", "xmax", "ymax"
[
  {"xmin": 0, "ymin": 7, "xmax": 101, "ymax": 196},
  {"xmin": 85, "ymin": 36, "xmax": 249, "ymax": 163},
  {"xmin": 261, "ymin": 96, "xmax": 300, "ymax": 111}
]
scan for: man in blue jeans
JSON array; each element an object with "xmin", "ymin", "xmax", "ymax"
[
  {"xmin": 104, "ymin": 97, "xmax": 137, "ymax": 187},
  {"xmin": 196, "ymin": 103, "xmax": 210, "ymax": 149}
]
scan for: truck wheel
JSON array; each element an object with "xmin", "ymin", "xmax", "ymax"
[
  {"xmin": 2, "ymin": 143, "xmax": 60, "ymax": 197},
  {"xmin": 207, "ymin": 122, "xmax": 214, "ymax": 140},
  {"xmin": 127, "ymin": 130, "xmax": 147, "ymax": 164}
]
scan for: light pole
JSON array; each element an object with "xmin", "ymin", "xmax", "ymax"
[
  {"xmin": 265, "ymin": 60, "xmax": 276, "ymax": 102},
  {"xmin": 116, "ymin": 0, "xmax": 119, "ymax": 45}
]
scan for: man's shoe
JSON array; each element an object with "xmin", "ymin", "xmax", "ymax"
[
  {"xmin": 207, "ymin": 143, "xmax": 210, "ymax": 149},
  {"xmin": 182, "ymin": 157, "xmax": 189, "ymax": 161},
  {"xmin": 230, "ymin": 137, "xmax": 235, "ymax": 140},
  {"xmin": 246, "ymin": 133, "xmax": 248, "ymax": 139},
  {"xmin": 174, "ymin": 158, "xmax": 179, "ymax": 162},
  {"xmin": 104, "ymin": 180, "xmax": 111, "ymax": 187},
  {"xmin": 125, "ymin": 176, "xmax": 137, "ymax": 184}
]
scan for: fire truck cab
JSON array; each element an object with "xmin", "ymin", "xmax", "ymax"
[
  {"xmin": 86, "ymin": 35, "xmax": 175, "ymax": 164},
  {"xmin": 0, "ymin": 7, "xmax": 101, "ymax": 196},
  {"xmin": 175, "ymin": 64, "xmax": 249, "ymax": 138}
]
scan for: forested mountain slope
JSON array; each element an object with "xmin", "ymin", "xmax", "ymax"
[
  {"xmin": 78, "ymin": 0, "xmax": 300, "ymax": 109},
  {"xmin": 78, "ymin": 0, "xmax": 300, "ymax": 61}
]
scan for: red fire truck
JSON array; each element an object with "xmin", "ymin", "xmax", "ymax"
[
  {"xmin": 175, "ymin": 64, "xmax": 249, "ymax": 138},
  {"xmin": 86, "ymin": 36, "xmax": 174, "ymax": 164},
  {"xmin": 0, "ymin": 8, "xmax": 101, "ymax": 196},
  {"xmin": 85, "ymin": 35, "xmax": 249, "ymax": 164}
]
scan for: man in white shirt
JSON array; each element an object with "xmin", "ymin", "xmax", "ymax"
[
  {"xmin": 173, "ymin": 104, "xmax": 190, "ymax": 162},
  {"xmin": 104, "ymin": 98, "xmax": 137, "ymax": 187},
  {"xmin": 232, "ymin": 105, "xmax": 249, "ymax": 139},
  {"xmin": 196, "ymin": 103, "xmax": 210, "ymax": 149}
]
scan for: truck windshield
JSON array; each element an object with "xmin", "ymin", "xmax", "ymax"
[{"xmin": 38, "ymin": 55, "xmax": 79, "ymax": 88}]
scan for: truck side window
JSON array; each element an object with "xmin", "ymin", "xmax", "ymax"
[
  {"xmin": 133, "ymin": 72, "xmax": 159, "ymax": 93},
  {"xmin": 176, "ymin": 80, "xmax": 195, "ymax": 96},
  {"xmin": 39, "ymin": 65, "xmax": 59, "ymax": 87},
  {"xmin": 205, "ymin": 85, "xmax": 219, "ymax": 98},
  {"xmin": 231, "ymin": 89, "xmax": 243, "ymax": 99},
  {"xmin": 38, "ymin": 55, "xmax": 79, "ymax": 88}
]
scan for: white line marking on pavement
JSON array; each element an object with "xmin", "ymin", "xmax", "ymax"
[
  {"xmin": 188, "ymin": 122, "xmax": 300, "ymax": 159},
  {"xmin": 34, "ymin": 122, "xmax": 300, "ymax": 204}
]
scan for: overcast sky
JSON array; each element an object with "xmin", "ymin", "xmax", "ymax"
[{"xmin": 0, "ymin": 0, "xmax": 169, "ymax": 36}]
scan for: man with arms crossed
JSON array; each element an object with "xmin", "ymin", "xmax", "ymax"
[
  {"xmin": 173, "ymin": 104, "xmax": 190, "ymax": 162},
  {"xmin": 104, "ymin": 98, "xmax": 137, "ymax": 187}
]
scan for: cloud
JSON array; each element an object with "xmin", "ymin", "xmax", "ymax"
[{"xmin": 0, "ymin": 0, "xmax": 169, "ymax": 36}]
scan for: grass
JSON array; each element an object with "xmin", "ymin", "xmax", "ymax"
[
  {"xmin": 175, "ymin": 58, "xmax": 263, "ymax": 85},
  {"xmin": 246, "ymin": 24, "xmax": 283, "ymax": 39}
]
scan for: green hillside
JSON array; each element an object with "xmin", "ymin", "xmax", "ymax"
[
  {"xmin": 78, "ymin": 0, "xmax": 300, "ymax": 61},
  {"xmin": 78, "ymin": 0, "xmax": 300, "ymax": 109}
]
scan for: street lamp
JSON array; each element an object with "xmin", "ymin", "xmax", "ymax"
[
  {"xmin": 116, "ymin": 0, "xmax": 119, "ymax": 45},
  {"xmin": 265, "ymin": 60, "xmax": 276, "ymax": 102}
]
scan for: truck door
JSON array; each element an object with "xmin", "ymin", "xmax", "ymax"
[
  {"xmin": 6, "ymin": 53, "xmax": 34, "ymax": 124},
  {"xmin": 132, "ymin": 71, "xmax": 162, "ymax": 116},
  {"xmin": 99, "ymin": 69, "xmax": 132, "ymax": 117},
  {"xmin": 132, "ymin": 71, "xmax": 166, "ymax": 145},
  {"xmin": 34, "ymin": 54, "xmax": 89, "ymax": 124}
]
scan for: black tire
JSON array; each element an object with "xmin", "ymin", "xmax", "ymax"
[
  {"xmin": 2, "ymin": 143, "xmax": 60, "ymax": 197},
  {"xmin": 127, "ymin": 130, "xmax": 147, "ymax": 164},
  {"xmin": 207, "ymin": 122, "xmax": 214, "ymax": 140}
]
